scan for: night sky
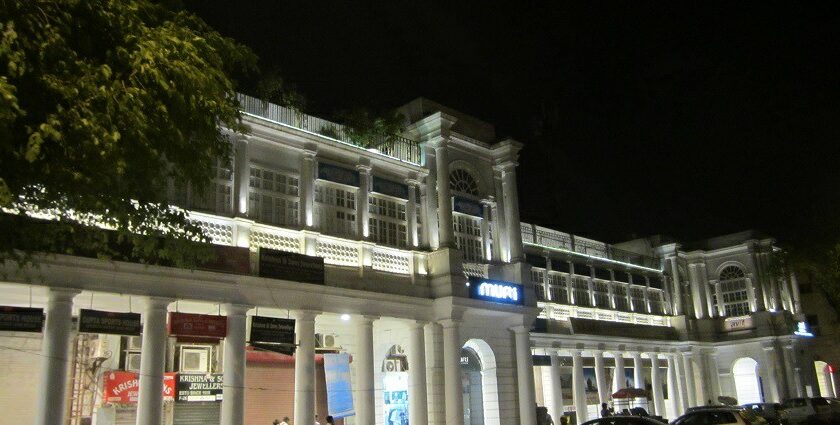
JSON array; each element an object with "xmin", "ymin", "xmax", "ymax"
[{"xmin": 185, "ymin": 1, "xmax": 840, "ymax": 247}]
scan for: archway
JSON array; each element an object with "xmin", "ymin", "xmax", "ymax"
[
  {"xmin": 732, "ymin": 357, "xmax": 762, "ymax": 404},
  {"xmin": 381, "ymin": 345, "xmax": 408, "ymax": 425},
  {"xmin": 463, "ymin": 339, "xmax": 501, "ymax": 425},
  {"xmin": 814, "ymin": 361, "xmax": 837, "ymax": 398}
]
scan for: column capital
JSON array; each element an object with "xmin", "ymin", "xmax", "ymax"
[
  {"xmin": 48, "ymin": 287, "xmax": 81, "ymax": 301},
  {"xmin": 591, "ymin": 349, "xmax": 605, "ymax": 357},
  {"xmin": 509, "ymin": 324, "xmax": 531, "ymax": 334},
  {"xmin": 143, "ymin": 296, "xmax": 174, "ymax": 309},
  {"xmin": 438, "ymin": 318, "xmax": 462, "ymax": 329},
  {"xmin": 292, "ymin": 309, "xmax": 320, "ymax": 322},
  {"xmin": 223, "ymin": 303, "xmax": 252, "ymax": 316},
  {"xmin": 302, "ymin": 147, "xmax": 317, "ymax": 158},
  {"xmin": 568, "ymin": 348, "xmax": 583, "ymax": 357},
  {"xmin": 493, "ymin": 161, "xmax": 518, "ymax": 172},
  {"xmin": 404, "ymin": 319, "xmax": 427, "ymax": 329},
  {"xmin": 647, "ymin": 352, "xmax": 662, "ymax": 360},
  {"xmin": 356, "ymin": 164, "xmax": 372, "ymax": 173},
  {"xmin": 405, "ymin": 178, "xmax": 421, "ymax": 187}
]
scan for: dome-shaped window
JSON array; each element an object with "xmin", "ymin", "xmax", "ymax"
[
  {"xmin": 449, "ymin": 168, "xmax": 479, "ymax": 196},
  {"xmin": 718, "ymin": 265, "xmax": 749, "ymax": 317},
  {"xmin": 720, "ymin": 266, "xmax": 745, "ymax": 281}
]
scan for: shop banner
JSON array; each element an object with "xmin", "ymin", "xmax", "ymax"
[
  {"xmin": 372, "ymin": 176, "xmax": 409, "ymax": 199},
  {"xmin": 176, "ymin": 374, "xmax": 224, "ymax": 402},
  {"xmin": 324, "ymin": 352, "xmax": 355, "ymax": 419},
  {"xmin": 258, "ymin": 248, "xmax": 325, "ymax": 285},
  {"xmin": 78, "ymin": 309, "xmax": 141, "ymax": 335},
  {"xmin": 250, "ymin": 315, "xmax": 296, "ymax": 350},
  {"xmin": 103, "ymin": 371, "xmax": 175, "ymax": 403},
  {"xmin": 0, "ymin": 306, "xmax": 44, "ymax": 332},
  {"xmin": 721, "ymin": 316, "xmax": 754, "ymax": 332},
  {"xmin": 199, "ymin": 245, "xmax": 251, "ymax": 275},
  {"xmin": 168, "ymin": 312, "xmax": 227, "ymax": 338},
  {"xmin": 318, "ymin": 163, "xmax": 360, "ymax": 187}
]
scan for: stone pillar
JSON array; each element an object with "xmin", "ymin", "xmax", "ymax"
[
  {"xmin": 627, "ymin": 273, "xmax": 635, "ymax": 311},
  {"xmin": 441, "ymin": 319, "xmax": 464, "ymax": 425},
  {"xmin": 233, "ymin": 137, "xmax": 250, "ymax": 215},
  {"xmin": 608, "ymin": 271, "xmax": 616, "ymax": 309},
  {"xmin": 644, "ymin": 276, "xmax": 652, "ymax": 313},
  {"xmin": 746, "ymin": 276, "xmax": 759, "ymax": 312},
  {"xmin": 136, "ymin": 297, "xmax": 172, "ymax": 425},
  {"xmin": 353, "ymin": 315, "xmax": 377, "ymax": 425},
  {"xmin": 407, "ymin": 322, "xmax": 428, "ymax": 425},
  {"xmin": 674, "ymin": 353, "xmax": 689, "ymax": 412},
  {"xmin": 587, "ymin": 266, "xmax": 596, "ymax": 306},
  {"xmin": 631, "ymin": 352, "xmax": 644, "ymax": 390},
  {"xmin": 790, "ymin": 272, "xmax": 802, "ymax": 314},
  {"xmin": 300, "ymin": 147, "xmax": 317, "ymax": 228},
  {"xmin": 422, "ymin": 155, "xmax": 439, "ymax": 249},
  {"xmin": 405, "ymin": 179, "xmax": 419, "ymax": 247},
  {"xmin": 704, "ymin": 349, "xmax": 721, "ymax": 403},
  {"xmin": 669, "ymin": 258, "xmax": 683, "ymax": 315},
  {"xmin": 713, "ymin": 280, "xmax": 726, "ymax": 316},
  {"xmin": 571, "ymin": 349, "xmax": 588, "ymax": 424},
  {"xmin": 681, "ymin": 352, "xmax": 696, "ymax": 408},
  {"xmin": 35, "ymin": 288, "xmax": 79, "ymax": 425},
  {"xmin": 568, "ymin": 262, "xmax": 577, "ymax": 305},
  {"xmin": 424, "ymin": 322, "xmax": 445, "ymax": 425},
  {"xmin": 666, "ymin": 354, "xmax": 682, "ymax": 416},
  {"xmin": 760, "ymin": 344, "xmax": 782, "ymax": 402},
  {"xmin": 688, "ymin": 263, "xmax": 707, "ymax": 319},
  {"xmin": 512, "ymin": 326, "xmax": 537, "ymax": 425},
  {"xmin": 356, "ymin": 163, "xmax": 371, "ymax": 238},
  {"xmin": 544, "ymin": 255, "xmax": 554, "ymax": 301},
  {"xmin": 649, "ymin": 353, "xmax": 665, "ymax": 417},
  {"xmin": 221, "ymin": 304, "xmax": 250, "ymax": 425},
  {"xmin": 434, "ymin": 144, "xmax": 454, "ymax": 248},
  {"xmin": 783, "ymin": 342, "xmax": 804, "ymax": 397},
  {"xmin": 293, "ymin": 310, "xmax": 319, "ymax": 425},
  {"xmin": 593, "ymin": 350, "xmax": 609, "ymax": 404},
  {"xmin": 498, "ymin": 161, "xmax": 523, "ymax": 261},
  {"xmin": 481, "ymin": 200, "xmax": 492, "ymax": 261},
  {"xmin": 549, "ymin": 352, "xmax": 565, "ymax": 423},
  {"xmin": 700, "ymin": 264, "xmax": 714, "ymax": 317},
  {"xmin": 613, "ymin": 352, "xmax": 626, "ymax": 393},
  {"xmin": 492, "ymin": 171, "xmax": 508, "ymax": 262},
  {"xmin": 662, "ymin": 274, "xmax": 673, "ymax": 315}
]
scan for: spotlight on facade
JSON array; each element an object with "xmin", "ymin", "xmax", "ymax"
[{"xmin": 341, "ymin": 314, "xmax": 351, "ymax": 321}]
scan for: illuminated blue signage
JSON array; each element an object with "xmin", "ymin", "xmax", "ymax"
[
  {"xmin": 794, "ymin": 321, "xmax": 814, "ymax": 337},
  {"xmin": 468, "ymin": 277, "xmax": 523, "ymax": 305}
]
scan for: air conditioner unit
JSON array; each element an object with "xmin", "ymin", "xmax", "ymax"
[
  {"xmin": 126, "ymin": 353, "xmax": 142, "ymax": 372},
  {"xmin": 316, "ymin": 334, "xmax": 339, "ymax": 350},
  {"xmin": 384, "ymin": 359, "xmax": 404, "ymax": 373},
  {"xmin": 127, "ymin": 336, "xmax": 142, "ymax": 350}
]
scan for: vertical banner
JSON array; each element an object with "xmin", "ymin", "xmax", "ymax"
[{"xmin": 324, "ymin": 352, "xmax": 355, "ymax": 418}]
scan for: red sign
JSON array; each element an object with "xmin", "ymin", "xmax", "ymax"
[
  {"xmin": 103, "ymin": 371, "xmax": 175, "ymax": 403},
  {"xmin": 168, "ymin": 312, "xmax": 227, "ymax": 338}
]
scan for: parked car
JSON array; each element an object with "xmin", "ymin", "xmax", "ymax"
[
  {"xmin": 782, "ymin": 397, "xmax": 840, "ymax": 424},
  {"xmin": 582, "ymin": 416, "xmax": 668, "ymax": 425},
  {"xmin": 670, "ymin": 407, "xmax": 768, "ymax": 425},
  {"xmin": 742, "ymin": 403, "xmax": 789, "ymax": 425}
]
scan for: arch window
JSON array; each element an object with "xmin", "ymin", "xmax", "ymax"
[
  {"xmin": 719, "ymin": 266, "xmax": 750, "ymax": 317},
  {"xmin": 449, "ymin": 168, "xmax": 480, "ymax": 196}
]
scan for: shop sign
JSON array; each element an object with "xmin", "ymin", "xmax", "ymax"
[
  {"xmin": 78, "ymin": 309, "xmax": 141, "ymax": 335},
  {"xmin": 168, "ymin": 312, "xmax": 227, "ymax": 338},
  {"xmin": 453, "ymin": 196, "xmax": 484, "ymax": 217},
  {"xmin": 324, "ymin": 353, "xmax": 355, "ymax": 418},
  {"xmin": 250, "ymin": 316, "xmax": 295, "ymax": 345},
  {"xmin": 372, "ymin": 176, "xmax": 409, "ymax": 199},
  {"xmin": 0, "ymin": 306, "xmax": 44, "ymax": 332},
  {"xmin": 199, "ymin": 245, "xmax": 251, "ymax": 275},
  {"xmin": 103, "ymin": 371, "xmax": 175, "ymax": 403},
  {"xmin": 259, "ymin": 248, "xmax": 325, "ymax": 285},
  {"xmin": 468, "ymin": 277, "xmax": 523, "ymax": 305},
  {"xmin": 794, "ymin": 321, "xmax": 814, "ymax": 337},
  {"xmin": 721, "ymin": 316, "xmax": 754, "ymax": 332},
  {"xmin": 318, "ymin": 163, "xmax": 360, "ymax": 187},
  {"xmin": 176, "ymin": 373, "xmax": 224, "ymax": 402}
]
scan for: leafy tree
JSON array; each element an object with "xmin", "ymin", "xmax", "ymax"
[
  {"xmin": 335, "ymin": 108, "xmax": 406, "ymax": 149},
  {"xmin": 0, "ymin": 0, "xmax": 256, "ymax": 266}
]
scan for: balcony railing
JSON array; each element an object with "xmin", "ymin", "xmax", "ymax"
[{"xmin": 237, "ymin": 94, "xmax": 423, "ymax": 166}]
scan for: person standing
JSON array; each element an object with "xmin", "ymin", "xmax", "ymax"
[
  {"xmin": 315, "ymin": 414, "xmax": 321, "ymax": 425},
  {"xmin": 325, "ymin": 415, "xmax": 336, "ymax": 425},
  {"xmin": 279, "ymin": 416, "xmax": 290, "ymax": 425},
  {"xmin": 601, "ymin": 403, "xmax": 612, "ymax": 418}
]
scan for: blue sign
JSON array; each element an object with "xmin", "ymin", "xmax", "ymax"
[
  {"xmin": 468, "ymin": 277, "xmax": 524, "ymax": 305},
  {"xmin": 318, "ymin": 163, "xmax": 360, "ymax": 187},
  {"xmin": 324, "ymin": 352, "xmax": 355, "ymax": 418},
  {"xmin": 794, "ymin": 321, "xmax": 814, "ymax": 337},
  {"xmin": 372, "ymin": 176, "xmax": 409, "ymax": 199},
  {"xmin": 453, "ymin": 196, "xmax": 484, "ymax": 217}
]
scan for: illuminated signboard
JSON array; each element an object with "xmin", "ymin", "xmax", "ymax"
[
  {"xmin": 794, "ymin": 321, "xmax": 814, "ymax": 337},
  {"xmin": 468, "ymin": 277, "xmax": 523, "ymax": 305}
]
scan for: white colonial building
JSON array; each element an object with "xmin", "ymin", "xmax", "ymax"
[{"xmin": 0, "ymin": 95, "xmax": 833, "ymax": 425}]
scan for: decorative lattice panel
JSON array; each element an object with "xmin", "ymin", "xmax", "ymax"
[
  {"xmin": 316, "ymin": 240, "xmax": 358, "ymax": 267},
  {"xmin": 462, "ymin": 262, "xmax": 488, "ymax": 278},
  {"xmin": 372, "ymin": 250, "xmax": 411, "ymax": 275},
  {"xmin": 250, "ymin": 229, "xmax": 300, "ymax": 253},
  {"xmin": 194, "ymin": 219, "xmax": 233, "ymax": 246}
]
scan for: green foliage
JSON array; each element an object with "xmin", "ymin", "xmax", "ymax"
[
  {"xmin": 771, "ymin": 241, "xmax": 840, "ymax": 317},
  {"xmin": 335, "ymin": 108, "xmax": 406, "ymax": 148},
  {"xmin": 0, "ymin": 0, "xmax": 257, "ymax": 267},
  {"xmin": 255, "ymin": 67, "xmax": 307, "ymax": 111}
]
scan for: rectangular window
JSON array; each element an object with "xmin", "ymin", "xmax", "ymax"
[
  {"xmin": 368, "ymin": 195, "xmax": 407, "ymax": 248},
  {"xmin": 315, "ymin": 183, "xmax": 357, "ymax": 238},
  {"xmin": 453, "ymin": 213, "xmax": 483, "ymax": 262},
  {"xmin": 721, "ymin": 279, "xmax": 750, "ymax": 317},
  {"xmin": 192, "ymin": 160, "xmax": 233, "ymax": 214},
  {"xmin": 248, "ymin": 165, "xmax": 300, "ymax": 226}
]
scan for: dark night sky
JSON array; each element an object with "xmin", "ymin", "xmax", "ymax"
[{"xmin": 185, "ymin": 1, "xmax": 840, "ymax": 246}]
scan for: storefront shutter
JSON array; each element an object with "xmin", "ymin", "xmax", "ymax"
[{"xmin": 173, "ymin": 402, "xmax": 221, "ymax": 425}]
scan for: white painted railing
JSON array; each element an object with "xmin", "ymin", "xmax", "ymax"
[{"xmin": 537, "ymin": 301, "xmax": 670, "ymax": 327}]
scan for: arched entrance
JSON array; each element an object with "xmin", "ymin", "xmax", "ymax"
[
  {"xmin": 815, "ymin": 361, "xmax": 837, "ymax": 398},
  {"xmin": 462, "ymin": 339, "xmax": 501, "ymax": 425},
  {"xmin": 733, "ymin": 357, "xmax": 762, "ymax": 404},
  {"xmin": 381, "ymin": 345, "xmax": 408, "ymax": 425}
]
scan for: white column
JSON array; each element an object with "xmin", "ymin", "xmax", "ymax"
[
  {"xmin": 674, "ymin": 353, "xmax": 689, "ymax": 412},
  {"xmin": 587, "ymin": 266, "xmax": 596, "ymax": 306},
  {"xmin": 746, "ymin": 276, "xmax": 758, "ymax": 312},
  {"xmin": 790, "ymin": 272, "xmax": 802, "ymax": 314},
  {"xmin": 607, "ymin": 271, "xmax": 616, "ymax": 309},
  {"xmin": 704, "ymin": 349, "xmax": 722, "ymax": 403},
  {"xmin": 233, "ymin": 137, "xmax": 250, "ymax": 215},
  {"xmin": 424, "ymin": 323, "xmax": 445, "ymax": 425},
  {"xmin": 492, "ymin": 171, "xmax": 509, "ymax": 261},
  {"xmin": 687, "ymin": 351, "xmax": 706, "ymax": 406},
  {"xmin": 498, "ymin": 161, "xmax": 523, "ymax": 261},
  {"xmin": 490, "ymin": 198, "xmax": 503, "ymax": 261},
  {"xmin": 688, "ymin": 263, "xmax": 707, "ymax": 319},
  {"xmin": 294, "ymin": 310, "xmax": 319, "ymax": 425},
  {"xmin": 549, "ymin": 352, "xmax": 565, "ymax": 423},
  {"xmin": 626, "ymin": 273, "xmax": 634, "ymax": 311},
  {"xmin": 644, "ymin": 276, "xmax": 652, "ymax": 313},
  {"xmin": 680, "ymin": 352, "xmax": 696, "ymax": 408},
  {"xmin": 613, "ymin": 352, "xmax": 626, "ymax": 392},
  {"xmin": 441, "ymin": 319, "xmax": 464, "ymax": 425},
  {"xmin": 136, "ymin": 297, "xmax": 172, "ymax": 425},
  {"xmin": 300, "ymin": 148, "xmax": 317, "ymax": 228},
  {"xmin": 669, "ymin": 257, "xmax": 684, "ymax": 315},
  {"xmin": 662, "ymin": 274, "xmax": 673, "ymax": 315},
  {"xmin": 406, "ymin": 179, "xmax": 419, "ymax": 247},
  {"xmin": 649, "ymin": 353, "xmax": 665, "ymax": 417},
  {"xmin": 700, "ymin": 264, "xmax": 715, "ymax": 317},
  {"xmin": 631, "ymin": 352, "xmax": 643, "ymax": 389},
  {"xmin": 713, "ymin": 281, "xmax": 726, "ymax": 316},
  {"xmin": 568, "ymin": 262, "xmax": 577, "ymax": 305},
  {"xmin": 666, "ymin": 354, "xmax": 682, "ymax": 416},
  {"xmin": 357, "ymin": 163, "xmax": 371, "ymax": 238},
  {"xmin": 571, "ymin": 349, "xmax": 588, "ymax": 424},
  {"xmin": 407, "ymin": 322, "xmax": 428, "ymax": 425},
  {"xmin": 354, "ymin": 315, "xmax": 377, "ymax": 425},
  {"xmin": 481, "ymin": 200, "xmax": 492, "ymax": 261},
  {"xmin": 544, "ymin": 256, "xmax": 553, "ymax": 301},
  {"xmin": 221, "ymin": 304, "xmax": 250, "ymax": 425},
  {"xmin": 760, "ymin": 345, "xmax": 781, "ymax": 402},
  {"xmin": 512, "ymin": 326, "xmax": 537, "ymax": 425},
  {"xmin": 593, "ymin": 350, "xmax": 609, "ymax": 404},
  {"xmin": 434, "ymin": 144, "xmax": 454, "ymax": 248},
  {"xmin": 35, "ymin": 288, "xmax": 79, "ymax": 425},
  {"xmin": 782, "ymin": 343, "xmax": 798, "ymax": 397}
]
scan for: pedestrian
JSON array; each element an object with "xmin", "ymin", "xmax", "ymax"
[
  {"xmin": 280, "ymin": 416, "xmax": 290, "ymax": 425},
  {"xmin": 272, "ymin": 420, "xmax": 280, "ymax": 425},
  {"xmin": 315, "ymin": 413, "xmax": 321, "ymax": 425},
  {"xmin": 601, "ymin": 402, "xmax": 611, "ymax": 418},
  {"xmin": 326, "ymin": 415, "xmax": 336, "ymax": 425}
]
